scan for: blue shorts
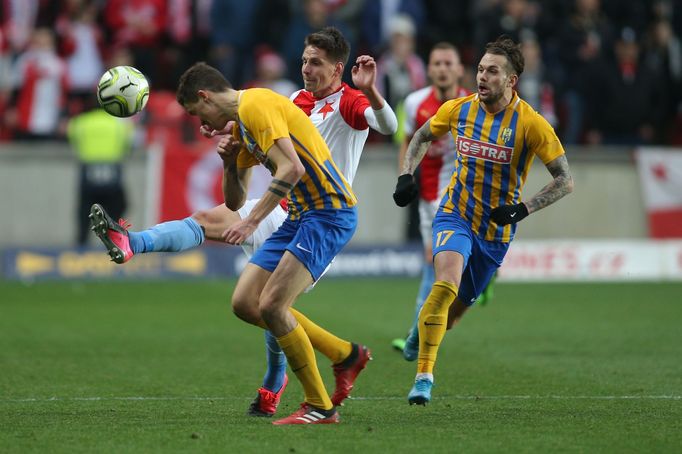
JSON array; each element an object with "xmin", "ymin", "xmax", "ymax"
[
  {"xmin": 432, "ymin": 212, "xmax": 510, "ymax": 306},
  {"xmin": 250, "ymin": 207, "xmax": 358, "ymax": 280}
]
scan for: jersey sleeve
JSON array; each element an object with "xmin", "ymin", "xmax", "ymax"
[
  {"xmin": 363, "ymin": 103, "xmax": 398, "ymax": 135},
  {"xmin": 236, "ymin": 148, "xmax": 260, "ymax": 169},
  {"xmin": 525, "ymin": 110, "xmax": 565, "ymax": 164},
  {"xmin": 429, "ymin": 99, "xmax": 457, "ymax": 138},
  {"xmin": 339, "ymin": 87, "xmax": 370, "ymax": 130},
  {"xmin": 240, "ymin": 90, "xmax": 290, "ymax": 154},
  {"xmin": 230, "ymin": 121, "xmax": 258, "ymax": 169}
]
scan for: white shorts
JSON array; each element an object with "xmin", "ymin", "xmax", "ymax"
[
  {"xmin": 236, "ymin": 199, "xmax": 330, "ymax": 292},
  {"xmin": 419, "ymin": 198, "xmax": 439, "ymax": 247},
  {"xmin": 237, "ymin": 199, "xmax": 288, "ymax": 258}
]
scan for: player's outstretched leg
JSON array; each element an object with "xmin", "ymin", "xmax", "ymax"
[
  {"xmin": 247, "ymin": 331, "xmax": 289, "ymax": 417},
  {"xmin": 330, "ymin": 343, "xmax": 372, "ymax": 406},
  {"xmin": 89, "ymin": 203, "xmax": 135, "ymax": 264},
  {"xmin": 89, "ymin": 203, "xmax": 205, "ymax": 264}
]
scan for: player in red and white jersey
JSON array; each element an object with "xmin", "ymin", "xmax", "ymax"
[
  {"xmin": 392, "ymin": 42, "xmax": 470, "ymax": 360},
  {"xmin": 290, "ymin": 57, "xmax": 396, "ymax": 184},
  {"xmin": 90, "ymin": 27, "xmax": 396, "ymax": 420}
]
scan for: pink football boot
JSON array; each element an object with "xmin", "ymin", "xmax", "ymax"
[{"xmin": 89, "ymin": 203, "xmax": 134, "ymax": 264}]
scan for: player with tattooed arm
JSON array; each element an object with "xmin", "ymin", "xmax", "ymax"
[{"xmin": 392, "ymin": 36, "xmax": 574, "ymax": 405}]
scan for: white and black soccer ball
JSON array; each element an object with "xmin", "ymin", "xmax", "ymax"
[{"xmin": 96, "ymin": 66, "xmax": 150, "ymax": 118}]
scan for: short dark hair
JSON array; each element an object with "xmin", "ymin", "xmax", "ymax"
[
  {"xmin": 304, "ymin": 27, "xmax": 350, "ymax": 66},
  {"xmin": 176, "ymin": 62, "xmax": 232, "ymax": 106},
  {"xmin": 484, "ymin": 36, "xmax": 524, "ymax": 76},
  {"xmin": 430, "ymin": 41, "xmax": 460, "ymax": 60},
  {"xmin": 432, "ymin": 41, "xmax": 459, "ymax": 54}
]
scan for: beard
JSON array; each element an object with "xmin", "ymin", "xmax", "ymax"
[{"xmin": 479, "ymin": 87, "xmax": 505, "ymax": 106}]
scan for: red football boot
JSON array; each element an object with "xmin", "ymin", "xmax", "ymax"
[
  {"xmin": 247, "ymin": 374, "xmax": 288, "ymax": 417},
  {"xmin": 272, "ymin": 403, "xmax": 339, "ymax": 425},
  {"xmin": 330, "ymin": 343, "xmax": 372, "ymax": 406}
]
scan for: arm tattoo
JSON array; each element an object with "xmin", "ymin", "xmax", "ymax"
[
  {"xmin": 268, "ymin": 186, "xmax": 287, "ymax": 198},
  {"xmin": 401, "ymin": 121, "xmax": 437, "ymax": 174},
  {"xmin": 272, "ymin": 178, "xmax": 294, "ymax": 190},
  {"xmin": 524, "ymin": 155, "xmax": 574, "ymax": 214},
  {"xmin": 269, "ymin": 178, "xmax": 294, "ymax": 198}
]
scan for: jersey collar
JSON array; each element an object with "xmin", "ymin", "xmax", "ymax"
[{"xmin": 309, "ymin": 83, "xmax": 345, "ymax": 101}]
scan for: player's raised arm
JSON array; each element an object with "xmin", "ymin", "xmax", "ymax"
[
  {"xmin": 352, "ymin": 55, "xmax": 398, "ymax": 135},
  {"xmin": 222, "ymin": 137, "xmax": 304, "ymax": 245}
]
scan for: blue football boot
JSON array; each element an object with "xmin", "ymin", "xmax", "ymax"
[{"xmin": 408, "ymin": 378, "xmax": 433, "ymax": 405}]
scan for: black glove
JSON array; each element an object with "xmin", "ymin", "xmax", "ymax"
[
  {"xmin": 490, "ymin": 203, "xmax": 529, "ymax": 225},
  {"xmin": 393, "ymin": 174, "xmax": 418, "ymax": 207}
]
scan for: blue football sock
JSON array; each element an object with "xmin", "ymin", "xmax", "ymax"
[
  {"xmin": 262, "ymin": 331, "xmax": 287, "ymax": 392},
  {"xmin": 128, "ymin": 217, "xmax": 205, "ymax": 254},
  {"xmin": 408, "ymin": 263, "xmax": 435, "ymax": 338}
]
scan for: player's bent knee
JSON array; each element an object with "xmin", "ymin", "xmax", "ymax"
[
  {"xmin": 258, "ymin": 289, "xmax": 291, "ymax": 325},
  {"xmin": 232, "ymin": 303, "xmax": 260, "ymax": 325},
  {"xmin": 231, "ymin": 292, "xmax": 260, "ymax": 324},
  {"xmin": 258, "ymin": 304, "xmax": 278, "ymax": 327}
]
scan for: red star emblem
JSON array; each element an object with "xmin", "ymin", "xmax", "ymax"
[
  {"xmin": 318, "ymin": 101, "xmax": 334, "ymax": 119},
  {"xmin": 652, "ymin": 163, "xmax": 668, "ymax": 181}
]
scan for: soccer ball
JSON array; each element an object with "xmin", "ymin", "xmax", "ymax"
[{"xmin": 96, "ymin": 66, "xmax": 150, "ymax": 118}]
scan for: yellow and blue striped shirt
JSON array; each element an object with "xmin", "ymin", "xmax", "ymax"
[
  {"xmin": 235, "ymin": 88, "xmax": 357, "ymax": 219},
  {"xmin": 430, "ymin": 92, "xmax": 564, "ymax": 242}
]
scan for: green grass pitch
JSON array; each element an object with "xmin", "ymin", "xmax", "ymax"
[{"xmin": 1, "ymin": 279, "xmax": 681, "ymax": 453}]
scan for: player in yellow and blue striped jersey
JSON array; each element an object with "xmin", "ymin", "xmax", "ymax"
[
  {"xmin": 90, "ymin": 28, "xmax": 386, "ymax": 419},
  {"xmin": 393, "ymin": 36, "xmax": 574, "ymax": 405},
  {"xmin": 177, "ymin": 62, "xmax": 356, "ymax": 424}
]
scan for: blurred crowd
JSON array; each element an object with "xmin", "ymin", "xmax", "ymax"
[{"xmin": 1, "ymin": 0, "xmax": 681, "ymax": 146}]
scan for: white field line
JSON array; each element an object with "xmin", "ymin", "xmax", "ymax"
[{"xmin": 2, "ymin": 395, "xmax": 681, "ymax": 403}]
